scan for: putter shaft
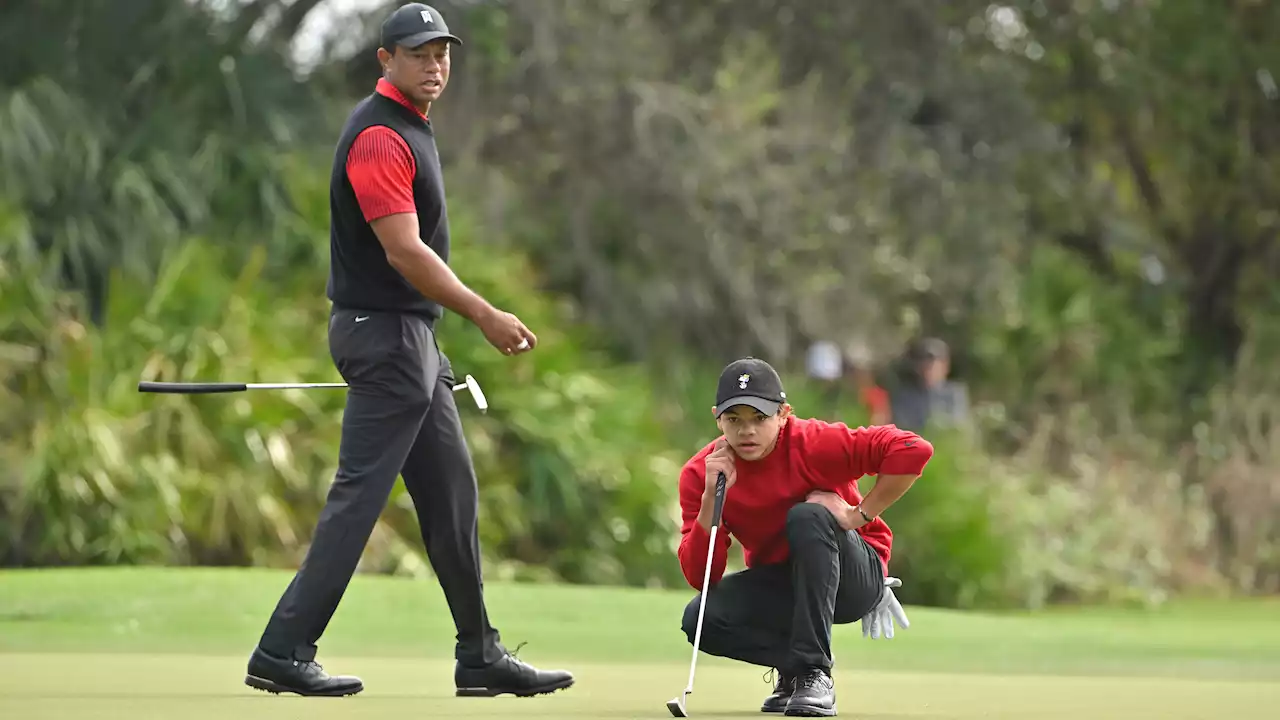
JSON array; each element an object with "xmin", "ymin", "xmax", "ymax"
[
  {"xmin": 667, "ymin": 471, "xmax": 728, "ymax": 717},
  {"xmin": 138, "ymin": 375, "xmax": 489, "ymax": 413}
]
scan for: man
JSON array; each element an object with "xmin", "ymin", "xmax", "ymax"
[
  {"xmin": 244, "ymin": 3, "xmax": 573, "ymax": 699},
  {"xmin": 888, "ymin": 337, "xmax": 968, "ymax": 432},
  {"xmin": 677, "ymin": 358, "xmax": 931, "ymax": 716}
]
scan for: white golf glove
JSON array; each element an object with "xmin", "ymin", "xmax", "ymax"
[{"xmin": 861, "ymin": 576, "xmax": 910, "ymax": 639}]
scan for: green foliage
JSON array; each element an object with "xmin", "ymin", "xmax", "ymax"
[
  {"xmin": 0, "ymin": 0, "xmax": 328, "ymax": 321},
  {"xmin": 2, "ymin": 219, "xmax": 347, "ymax": 568},
  {"xmin": 967, "ymin": 243, "xmax": 1184, "ymax": 441},
  {"xmin": 880, "ymin": 428, "xmax": 1015, "ymax": 610},
  {"xmin": 992, "ymin": 458, "xmax": 1212, "ymax": 610},
  {"xmin": 0, "ymin": 169, "xmax": 690, "ymax": 586},
  {"xmin": 427, "ymin": 208, "xmax": 688, "ymax": 586},
  {"xmin": 879, "ymin": 420, "xmax": 1225, "ymax": 611},
  {"xmin": 4, "ymin": 0, "xmax": 1280, "ymax": 611}
]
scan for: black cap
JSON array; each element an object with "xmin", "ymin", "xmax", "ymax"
[
  {"xmin": 381, "ymin": 3, "xmax": 463, "ymax": 50},
  {"xmin": 714, "ymin": 357, "xmax": 788, "ymax": 418}
]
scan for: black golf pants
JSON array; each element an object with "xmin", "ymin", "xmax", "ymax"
[
  {"xmin": 257, "ymin": 308, "xmax": 505, "ymax": 667},
  {"xmin": 681, "ymin": 503, "xmax": 885, "ymax": 676}
]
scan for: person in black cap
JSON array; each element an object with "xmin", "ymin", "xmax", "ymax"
[
  {"xmin": 888, "ymin": 337, "xmax": 969, "ymax": 432},
  {"xmin": 243, "ymin": 3, "xmax": 573, "ymax": 699},
  {"xmin": 676, "ymin": 358, "xmax": 931, "ymax": 716}
]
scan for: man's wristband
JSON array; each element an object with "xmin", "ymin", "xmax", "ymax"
[{"xmin": 855, "ymin": 504, "xmax": 874, "ymax": 523}]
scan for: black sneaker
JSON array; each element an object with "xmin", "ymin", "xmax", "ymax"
[
  {"xmin": 244, "ymin": 646, "xmax": 363, "ymax": 697},
  {"xmin": 454, "ymin": 643, "xmax": 574, "ymax": 697},
  {"xmin": 784, "ymin": 667, "xmax": 836, "ymax": 717},
  {"xmin": 760, "ymin": 668, "xmax": 796, "ymax": 713}
]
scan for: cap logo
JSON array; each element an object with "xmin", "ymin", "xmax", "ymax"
[
  {"xmin": 420, "ymin": 10, "xmax": 434, "ymax": 23},
  {"xmin": 738, "ymin": 374, "xmax": 750, "ymax": 389}
]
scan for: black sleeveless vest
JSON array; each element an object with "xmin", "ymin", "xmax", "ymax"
[{"xmin": 326, "ymin": 91, "xmax": 450, "ymax": 320}]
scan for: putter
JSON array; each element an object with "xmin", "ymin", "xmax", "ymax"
[
  {"xmin": 137, "ymin": 374, "xmax": 490, "ymax": 413},
  {"xmin": 667, "ymin": 469, "xmax": 729, "ymax": 718}
]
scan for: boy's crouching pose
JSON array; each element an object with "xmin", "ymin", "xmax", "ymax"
[{"xmin": 677, "ymin": 358, "xmax": 930, "ymax": 717}]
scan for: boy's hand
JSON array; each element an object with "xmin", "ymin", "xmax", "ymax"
[
  {"xmin": 806, "ymin": 490, "xmax": 863, "ymax": 531},
  {"xmin": 704, "ymin": 438, "xmax": 737, "ymax": 494}
]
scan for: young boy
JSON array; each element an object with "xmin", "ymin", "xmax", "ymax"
[{"xmin": 677, "ymin": 357, "xmax": 933, "ymax": 716}]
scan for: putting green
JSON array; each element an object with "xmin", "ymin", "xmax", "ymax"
[
  {"xmin": 2, "ymin": 653, "xmax": 1276, "ymax": 719},
  {"xmin": 2, "ymin": 568, "xmax": 1278, "ymax": 719}
]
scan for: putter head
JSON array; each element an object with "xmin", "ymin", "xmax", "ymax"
[
  {"xmin": 666, "ymin": 693, "xmax": 689, "ymax": 717},
  {"xmin": 463, "ymin": 374, "xmax": 488, "ymax": 413}
]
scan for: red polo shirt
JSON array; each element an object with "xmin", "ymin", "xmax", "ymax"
[
  {"xmin": 676, "ymin": 417, "xmax": 934, "ymax": 590},
  {"xmin": 345, "ymin": 78, "xmax": 426, "ymax": 222}
]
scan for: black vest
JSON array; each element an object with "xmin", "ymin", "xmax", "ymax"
[{"xmin": 326, "ymin": 92, "xmax": 450, "ymax": 320}]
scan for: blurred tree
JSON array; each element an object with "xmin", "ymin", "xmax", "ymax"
[
  {"xmin": 988, "ymin": 0, "xmax": 1280, "ymax": 402},
  {"xmin": 0, "ymin": 0, "xmax": 332, "ymax": 322},
  {"xmin": 4, "ymin": 0, "xmax": 1278, "ymax": 600}
]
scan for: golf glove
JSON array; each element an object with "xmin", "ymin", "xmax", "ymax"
[{"xmin": 861, "ymin": 576, "xmax": 910, "ymax": 640}]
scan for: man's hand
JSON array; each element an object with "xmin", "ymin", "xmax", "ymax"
[
  {"xmin": 805, "ymin": 490, "xmax": 863, "ymax": 531},
  {"xmin": 371, "ymin": 212, "xmax": 533, "ymax": 356},
  {"xmin": 475, "ymin": 307, "xmax": 537, "ymax": 356},
  {"xmin": 862, "ymin": 576, "xmax": 910, "ymax": 640}
]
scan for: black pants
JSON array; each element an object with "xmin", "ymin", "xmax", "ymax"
[
  {"xmin": 257, "ymin": 308, "xmax": 505, "ymax": 667},
  {"xmin": 681, "ymin": 503, "xmax": 884, "ymax": 676}
]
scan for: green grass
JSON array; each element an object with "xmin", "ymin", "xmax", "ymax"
[{"xmin": 2, "ymin": 567, "xmax": 1279, "ymax": 719}]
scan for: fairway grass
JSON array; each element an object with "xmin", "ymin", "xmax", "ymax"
[{"xmin": 2, "ymin": 567, "xmax": 1279, "ymax": 719}]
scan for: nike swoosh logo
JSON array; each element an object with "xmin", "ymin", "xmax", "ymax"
[{"xmin": 355, "ymin": 316, "xmax": 369, "ymax": 323}]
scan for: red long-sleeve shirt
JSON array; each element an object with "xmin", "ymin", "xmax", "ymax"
[{"xmin": 676, "ymin": 417, "xmax": 934, "ymax": 590}]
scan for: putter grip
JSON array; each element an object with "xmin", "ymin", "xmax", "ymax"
[
  {"xmin": 710, "ymin": 471, "xmax": 728, "ymax": 527},
  {"xmin": 138, "ymin": 381, "xmax": 248, "ymax": 394}
]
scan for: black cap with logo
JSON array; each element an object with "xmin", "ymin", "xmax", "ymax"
[
  {"xmin": 714, "ymin": 357, "xmax": 788, "ymax": 418},
  {"xmin": 381, "ymin": 3, "xmax": 463, "ymax": 50}
]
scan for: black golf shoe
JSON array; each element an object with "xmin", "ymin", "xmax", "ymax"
[
  {"xmin": 244, "ymin": 646, "xmax": 363, "ymax": 696},
  {"xmin": 454, "ymin": 644, "xmax": 574, "ymax": 697},
  {"xmin": 784, "ymin": 667, "xmax": 836, "ymax": 717},
  {"xmin": 761, "ymin": 668, "xmax": 796, "ymax": 713}
]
